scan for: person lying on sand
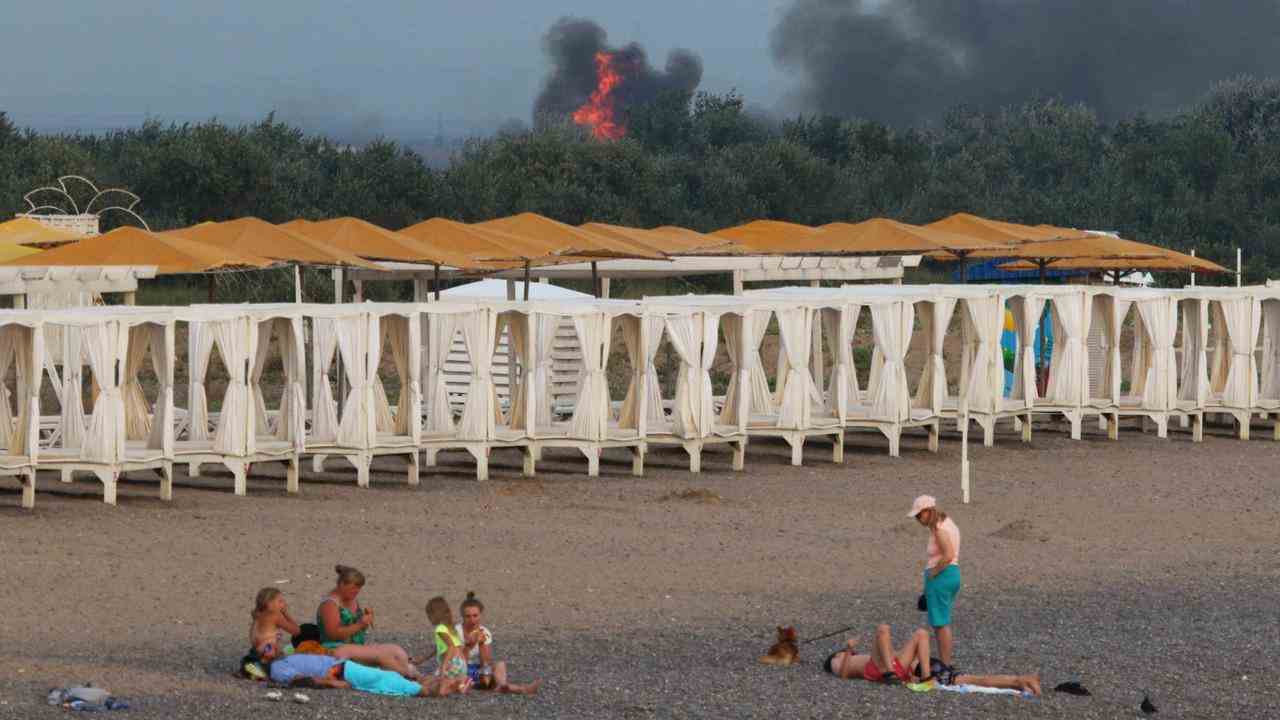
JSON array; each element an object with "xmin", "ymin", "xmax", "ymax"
[
  {"xmin": 454, "ymin": 591, "xmax": 541, "ymax": 695},
  {"xmin": 822, "ymin": 624, "xmax": 1040, "ymax": 696},
  {"xmin": 268, "ymin": 653, "xmax": 468, "ymax": 698}
]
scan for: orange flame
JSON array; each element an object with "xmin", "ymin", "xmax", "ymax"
[{"xmin": 573, "ymin": 51, "xmax": 626, "ymax": 140}]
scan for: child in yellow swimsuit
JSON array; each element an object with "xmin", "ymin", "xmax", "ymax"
[{"xmin": 426, "ymin": 596, "xmax": 468, "ymax": 682}]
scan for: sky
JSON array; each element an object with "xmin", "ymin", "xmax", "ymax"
[{"xmin": 0, "ymin": 0, "xmax": 793, "ymax": 141}]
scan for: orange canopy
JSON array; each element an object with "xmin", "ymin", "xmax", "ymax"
[
  {"xmin": 400, "ymin": 217, "xmax": 563, "ymax": 267},
  {"xmin": 477, "ymin": 213, "xmax": 665, "ymax": 260},
  {"xmin": 282, "ymin": 217, "xmax": 479, "ymax": 268},
  {"xmin": 4, "ymin": 226, "xmax": 275, "ymax": 274},
  {"xmin": 164, "ymin": 217, "xmax": 380, "ymax": 269},
  {"xmin": 711, "ymin": 220, "xmax": 817, "ymax": 251},
  {"xmin": 998, "ymin": 251, "xmax": 1227, "ymax": 274},
  {"xmin": 0, "ymin": 217, "xmax": 85, "ymax": 248},
  {"xmin": 648, "ymin": 225, "xmax": 747, "ymax": 254},
  {"xmin": 800, "ymin": 218, "xmax": 1016, "ymax": 255},
  {"xmin": 991, "ymin": 232, "xmax": 1184, "ymax": 262},
  {"xmin": 926, "ymin": 213, "xmax": 1091, "ymax": 259}
]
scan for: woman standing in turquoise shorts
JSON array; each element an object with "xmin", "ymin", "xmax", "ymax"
[{"xmin": 909, "ymin": 495, "xmax": 961, "ymax": 668}]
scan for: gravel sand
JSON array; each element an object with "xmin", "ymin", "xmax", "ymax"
[{"xmin": 2, "ymin": 421, "xmax": 1277, "ymax": 718}]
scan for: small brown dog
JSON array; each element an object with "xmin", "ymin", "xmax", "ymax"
[{"xmin": 758, "ymin": 626, "xmax": 799, "ymax": 665}]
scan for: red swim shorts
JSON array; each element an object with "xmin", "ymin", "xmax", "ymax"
[{"xmin": 862, "ymin": 657, "xmax": 911, "ymax": 683}]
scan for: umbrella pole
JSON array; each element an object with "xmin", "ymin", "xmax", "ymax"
[
  {"xmin": 523, "ymin": 260, "xmax": 531, "ymax": 301},
  {"xmin": 958, "ymin": 253, "xmax": 968, "ymax": 284},
  {"xmin": 591, "ymin": 261, "xmax": 600, "ymax": 298},
  {"xmin": 207, "ymin": 274, "xmax": 216, "ymax": 303},
  {"xmin": 433, "ymin": 263, "xmax": 441, "ymax": 301}
]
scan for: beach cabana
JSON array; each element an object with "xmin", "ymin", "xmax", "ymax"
[
  {"xmin": 1088, "ymin": 288, "xmax": 1203, "ymax": 440},
  {"xmin": 637, "ymin": 298, "xmax": 751, "ymax": 471},
  {"xmin": 752, "ymin": 286, "xmax": 946, "ymax": 457},
  {"xmin": 38, "ymin": 307, "xmax": 176, "ymax": 505},
  {"xmin": 174, "ymin": 305, "xmax": 308, "ymax": 495},
  {"xmin": 419, "ymin": 299, "xmax": 520, "ymax": 481},
  {"xmin": 485, "ymin": 299, "xmax": 650, "ymax": 476},
  {"xmin": 0, "ymin": 311, "xmax": 43, "ymax": 507},
  {"xmin": 307, "ymin": 303, "xmax": 422, "ymax": 487},
  {"xmin": 1194, "ymin": 288, "xmax": 1264, "ymax": 439},
  {"xmin": 1257, "ymin": 288, "xmax": 1280, "ymax": 437}
]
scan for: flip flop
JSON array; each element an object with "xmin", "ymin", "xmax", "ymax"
[{"xmin": 1053, "ymin": 681, "xmax": 1091, "ymax": 696}]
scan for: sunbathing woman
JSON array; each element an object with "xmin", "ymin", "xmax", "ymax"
[
  {"xmin": 823, "ymin": 624, "xmax": 1040, "ymax": 696},
  {"xmin": 455, "ymin": 591, "xmax": 541, "ymax": 695},
  {"xmin": 316, "ymin": 565, "xmax": 420, "ymax": 679}
]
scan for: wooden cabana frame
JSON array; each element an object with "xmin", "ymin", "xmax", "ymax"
[
  {"xmin": 0, "ymin": 311, "xmax": 43, "ymax": 508},
  {"xmin": 175, "ymin": 304, "xmax": 307, "ymax": 496},
  {"xmin": 637, "ymin": 298, "xmax": 750, "ymax": 472},
  {"xmin": 38, "ymin": 306, "xmax": 176, "ymax": 505},
  {"xmin": 307, "ymin": 302, "xmax": 422, "ymax": 488}
]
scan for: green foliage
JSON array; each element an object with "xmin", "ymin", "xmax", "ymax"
[{"xmin": 4, "ymin": 80, "xmax": 1280, "ymax": 282}]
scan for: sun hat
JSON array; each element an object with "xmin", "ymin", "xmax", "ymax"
[{"xmin": 907, "ymin": 495, "xmax": 937, "ymax": 518}]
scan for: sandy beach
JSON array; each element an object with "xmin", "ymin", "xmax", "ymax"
[{"xmin": 2, "ymin": 420, "xmax": 1277, "ymax": 718}]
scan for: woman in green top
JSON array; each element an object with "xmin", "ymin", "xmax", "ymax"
[{"xmin": 317, "ymin": 565, "xmax": 420, "ymax": 679}]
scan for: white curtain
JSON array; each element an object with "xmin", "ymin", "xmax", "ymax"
[
  {"xmin": 821, "ymin": 304, "xmax": 859, "ymax": 419},
  {"xmin": 249, "ymin": 320, "xmax": 274, "ymax": 436},
  {"xmin": 1095, "ymin": 295, "xmax": 1131, "ymax": 403},
  {"xmin": 81, "ymin": 322, "xmax": 123, "ymax": 463},
  {"xmin": 311, "ymin": 318, "xmax": 341, "ymax": 443},
  {"xmin": 122, "ymin": 324, "xmax": 153, "ymax": 441},
  {"xmin": 570, "ymin": 313, "xmax": 613, "ymax": 440},
  {"xmin": 188, "ymin": 322, "xmax": 216, "ymax": 441},
  {"xmin": 59, "ymin": 326, "xmax": 86, "ymax": 450},
  {"xmin": 1135, "ymin": 297, "xmax": 1177, "ymax": 411},
  {"xmin": 1262, "ymin": 301, "xmax": 1280, "ymax": 402},
  {"xmin": 718, "ymin": 313, "xmax": 752, "ymax": 428},
  {"xmin": 506, "ymin": 313, "xmax": 534, "ymax": 432},
  {"xmin": 665, "ymin": 313, "xmax": 702, "ymax": 438},
  {"xmin": 4, "ymin": 327, "xmax": 41, "ymax": 457},
  {"xmin": 424, "ymin": 313, "xmax": 457, "ymax": 435},
  {"xmin": 335, "ymin": 314, "xmax": 371, "ymax": 449},
  {"xmin": 0, "ymin": 332, "xmax": 14, "ymax": 452},
  {"xmin": 869, "ymin": 302, "xmax": 912, "ymax": 422},
  {"xmin": 745, "ymin": 310, "xmax": 773, "ymax": 414},
  {"xmin": 619, "ymin": 315, "xmax": 664, "ymax": 431},
  {"xmin": 958, "ymin": 296, "xmax": 1000, "ymax": 414},
  {"xmin": 458, "ymin": 308, "xmax": 496, "ymax": 441},
  {"xmin": 1044, "ymin": 294, "xmax": 1086, "ymax": 407},
  {"xmin": 1009, "ymin": 296, "xmax": 1047, "ymax": 406},
  {"xmin": 914, "ymin": 299, "xmax": 957, "ymax": 414},
  {"xmin": 13, "ymin": 326, "xmax": 42, "ymax": 458},
  {"xmin": 775, "ymin": 307, "xmax": 816, "ymax": 429},
  {"xmin": 1217, "ymin": 296, "xmax": 1262, "ymax": 409},
  {"xmin": 531, "ymin": 314, "xmax": 560, "ymax": 430},
  {"xmin": 212, "ymin": 318, "xmax": 252, "ymax": 455},
  {"xmin": 384, "ymin": 315, "xmax": 419, "ymax": 439},
  {"xmin": 371, "ymin": 319, "xmax": 396, "ymax": 434},
  {"xmin": 276, "ymin": 317, "xmax": 307, "ymax": 449},
  {"xmin": 146, "ymin": 324, "xmax": 173, "ymax": 453},
  {"xmin": 1177, "ymin": 300, "xmax": 1210, "ymax": 406}
]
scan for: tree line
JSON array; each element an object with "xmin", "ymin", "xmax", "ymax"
[{"xmin": 4, "ymin": 75, "xmax": 1280, "ymax": 285}]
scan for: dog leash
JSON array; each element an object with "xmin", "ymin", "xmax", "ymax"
[{"xmin": 800, "ymin": 625, "xmax": 856, "ymax": 645}]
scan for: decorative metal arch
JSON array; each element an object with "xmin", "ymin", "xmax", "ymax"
[{"xmin": 21, "ymin": 175, "xmax": 148, "ymax": 231}]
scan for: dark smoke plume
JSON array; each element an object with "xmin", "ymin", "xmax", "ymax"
[
  {"xmin": 771, "ymin": 0, "xmax": 1280, "ymax": 125},
  {"xmin": 533, "ymin": 17, "xmax": 703, "ymax": 126}
]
